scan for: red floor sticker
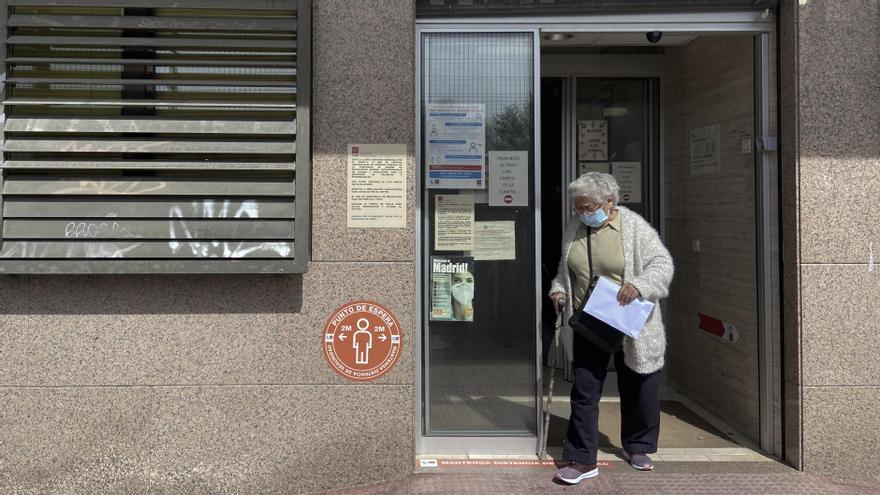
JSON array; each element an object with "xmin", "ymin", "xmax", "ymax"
[{"xmin": 421, "ymin": 460, "xmax": 614, "ymax": 469}]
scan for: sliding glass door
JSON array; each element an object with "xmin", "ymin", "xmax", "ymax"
[{"xmin": 419, "ymin": 31, "xmax": 540, "ymax": 446}]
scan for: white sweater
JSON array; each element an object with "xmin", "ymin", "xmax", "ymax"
[{"xmin": 550, "ymin": 206, "xmax": 674, "ymax": 374}]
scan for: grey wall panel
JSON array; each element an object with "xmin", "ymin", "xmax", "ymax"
[
  {"xmin": 4, "ymin": 198, "xmax": 296, "ymax": 218},
  {"xmin": 5, "ymin": 118, "xmax": 296, "ymax": 134},
  {"xmin": 3, "ymin": 160, "xmax": 296, "ymax": 170},
  {"xmin": 6, "ymin": 57, "xmax": 298, "ymax": 67},
  {"xmin": 663, "ymin": 36, "xmax": 760, "ymax": 444},
  {"xmin": 1, "ymin": 0, "xmax": 309, "ymax": 273},
  {"xmin": 7, "ymin": 35, "xmax": 298, "ymax": 49},
  {"xmin": 9, "ymin": 0, "xmax": 297, "ymax": 8},
  {"xmin": 3, "ymin": 219, "xmax": 295, "ymax": 239},
  {"xmin": 4, "ymin": 99, "xmax": 296, "ymax": 108},
  {"xmin": 3, "ymin": 178, "xmax": 295, "ymax": 196},
  {"xmin": 8, "ymin": 14, "xmax": 295, "ymax": 32},
  {"xmin": 0, "ymin": 240, "xmax": 294, "ymax": 258},
  {"xmin": 4, "ymin": 139, "xmax": 295, "ymax": 154},
  {"xmin": 6, "ymin": 77, "xmax": 297, "ymax": 87}
]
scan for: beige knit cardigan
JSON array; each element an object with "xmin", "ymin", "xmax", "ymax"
[{"xmin": 550, "ymin": 206, "xmax": 674, "ymax": 374}]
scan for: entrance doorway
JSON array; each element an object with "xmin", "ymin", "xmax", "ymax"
[
  {"xmin": 416, "ymin": 10, "xmax": 780, "ymax": 461},
  {"xmin": 540, "ymin": 32, "xmax": 779, "ymax": 458}
]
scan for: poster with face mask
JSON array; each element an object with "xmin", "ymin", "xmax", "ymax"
[{"xmin": 430, "ymin": 256, "xmax": 475, "ymax": 322}]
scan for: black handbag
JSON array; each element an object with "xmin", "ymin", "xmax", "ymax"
[{"xmin": 567, "ymin": 226, "xmax": 626, "ymax": 354}]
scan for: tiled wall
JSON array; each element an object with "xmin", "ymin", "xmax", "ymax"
[
  {"xmin": 794, "ymin": 0, "xmax": 880, "ymax": 483},
  {"xmin": 662, "ymin": 36, "xmax": 762, "ymax": 445},
  {"xmin": 0, "ymin": 1, "xmax": 417, "ymax": 493}
]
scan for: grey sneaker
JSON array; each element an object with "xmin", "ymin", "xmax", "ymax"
[
  {"xmin": 622, "ymin": 451, "xmax": 654, "ymax": 471},
  {"xmin": 555, "ymin": 461, "xmax": 598, "ymax": 484}
]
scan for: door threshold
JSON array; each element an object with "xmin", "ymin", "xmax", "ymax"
[{"xmin": 416, "ymin": 447, "xmax": 776, "ymax": 472}]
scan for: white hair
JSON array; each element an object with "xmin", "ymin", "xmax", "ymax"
[{"xmin": 567, "ymin": 171, "xmax": 619, "ymax": 205}]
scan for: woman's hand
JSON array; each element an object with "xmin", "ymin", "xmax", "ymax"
[
  {"xmin": 550, "ymin": 292, "xmax": 567, "ymax": 313},
  {"xmin": 617, "ymin": 282, "xmax": 641, "ymax": 306}
]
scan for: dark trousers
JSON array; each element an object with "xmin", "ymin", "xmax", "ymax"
[{"xmin": 563, "ymin": 332, "xmax": 661, "ymax": 465}]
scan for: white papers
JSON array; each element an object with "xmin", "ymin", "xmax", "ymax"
[
  {"xmin": 611, "ymin": 162, "xmax": 642, "ymax": 203},
  {"xmin": 346, "ymin": 144, "xmax": 406, "ymax": 228},
  {"xmin": 578, "ymin": 120, "xmax": 608, "ymax": 161},
  {"xmin": 690, "ymin": 124, "xmax": 721, "ymax": 175},
  {"xmin": 582, "ymin": 277, "xmax": 655, "ymax": 338},
  {"xmin": 488, "ymin": 150, "xmax": 528, "ymax": 206},
  {"xmin": 471, "ymin": 221, "xmax": 515, "ymax": 261},
  {"xmin": 434, "ymin": 194, "xmax": 474, "ymax": 251},
  {"xmin": 425, "ymin": 103, "xmax": 486, "ymax": 189}
]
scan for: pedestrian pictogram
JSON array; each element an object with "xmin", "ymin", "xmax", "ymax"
[{"xmin": 322, "ymin": 300, "xmax": 402, "ymax": 381}]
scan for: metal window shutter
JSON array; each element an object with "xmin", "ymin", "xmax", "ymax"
[{"xmin": 1, "ymin": 0, "xmax": 311, "ymax": 274}]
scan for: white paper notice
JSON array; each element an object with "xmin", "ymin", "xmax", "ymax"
[
  {"xmin": 578, "ymin": 162, "xmax": 610, "ymax": 176},
  {"xmin": 347, "ymin": 144, "xmax": 406, "ymax": 228},
  {"xmin": 583, "ymin": 277, "xmax": 655, "ymax": 338},
  {"xmin": 578, "ymin": 120, "xmax": 608, "ymax": 161},
  {"xmin": 471, "ymin": 221, "xmax": 515, "ymax": 261},
  {"xmin": 488, "ymin": 150, "xmax": 528, "ymax": 207},
  {"xmin": 611, "ymin": 162, "xmax": 642, "ymax": 204},
  {"xmin": 426, "ymin": 103, "xmax": 486, "ymax": 189},
  {"xmin": 434, "ymin": 194, "xmax": 474, "ymax": 251},
  {"xmin": 467, "ymin": 190, "xmax": 489, "ymax": 204},
  {"xmin": 690, "ymin": 124, "xmax": 721, "ymax": 175}
]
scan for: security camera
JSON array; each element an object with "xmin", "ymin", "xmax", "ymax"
[{"xmin": 645, "ymin": 31, "xmax": 663, "ymax": 44}]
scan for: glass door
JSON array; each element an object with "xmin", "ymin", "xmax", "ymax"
[
  {"xmin": 419, "ymin": 31, "xmax": 539, "ymax": 443},
  {"xmin": 573, "ymin": 78, "xmax": 660, "ymax": 225}
]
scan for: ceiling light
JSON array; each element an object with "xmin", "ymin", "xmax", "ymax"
[
  {"xmin": 603, "ymin": 107, "xmax": 628, "ymax": 117},
  {"xmin": 543, "ymin": 33, "xmax": 573, "ymax": 41}
]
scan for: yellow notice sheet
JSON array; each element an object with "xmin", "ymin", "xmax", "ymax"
[
  {"xmin": 471, "ymin": 221, "xmax": 516, "ymax": 261},
  {"xmin": 347, "ymin": 143, "xmax": 406, "ymax": 228},
  {"xmin": 434, "ymin": 194, "xmax": 474, "ymax": 251}
]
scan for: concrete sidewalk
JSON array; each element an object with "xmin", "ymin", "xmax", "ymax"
[{"xmin": 320, "ymin": 461, "xmax": 878, "ymax": 495}]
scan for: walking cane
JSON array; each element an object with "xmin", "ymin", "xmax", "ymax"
[{"xmin": 539, "ymin": 298, "xmax": 565, "ymax": 461}]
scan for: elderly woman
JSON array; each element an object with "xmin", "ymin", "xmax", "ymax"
[{"xmin": 549, "ymin": 172, "xmax": 674, "ymax": 485}]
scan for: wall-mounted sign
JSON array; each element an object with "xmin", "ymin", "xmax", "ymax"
[
  {"xmin": 434, "ymin": 194, "xmax": 474, "ymax": 251},
  {"xmin": 697, "ymin": 312, "xmax": 740, "ymax": 344},
  {"xmin": 690, "ymin": 124, "xmax": 722, "ymax": 175},
  {"xmin": 611, "ymin": 162, "xmax": 642, "ymax": 204},
  {"xmin": 578, "ymin": 120, "xmax": 608, "ymax": 161},
  {"xmin": 488, "ymin": 150, "xmax": 528, "ymax": 207},
  {"xmin": 425, "ymin": 103, "xmax": 486, "ymax": 189},
  {"xmin": 471, "ymin": 221, "xmax": 516, "ymax": 261},
  {"xmin": 322, "ymin": 300, "xmax": 402, "ymax": 381},
  {"xmin": 430, "ymin": 256, "xmax": 475, "ymax": 322},
  {"xmin": 347, "ymin": 144, "xmax": 406, "ymax": 228}
]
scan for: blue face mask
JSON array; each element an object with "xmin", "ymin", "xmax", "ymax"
[{"xmin": 579, "ymin": 207, "xmax": 608, "ymax": 228}]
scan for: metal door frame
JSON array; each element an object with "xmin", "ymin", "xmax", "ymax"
[
  {"xmin": 415, "ymin": 26, "xmax": 543, "ymax": 456},
  {"xmin": 415, "ymin": 10, "xmax": 777, "ymax": 458}
]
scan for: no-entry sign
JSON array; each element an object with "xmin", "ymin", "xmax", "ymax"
[{"xmin": 322, "ymin": 300, "xmax": 402, "ymax": 381}]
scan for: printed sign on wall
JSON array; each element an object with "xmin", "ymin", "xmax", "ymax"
[
  {"xmin": 322, "ymin": 300, "xmax": 402, "ymax": 381},
  {"xmin": 347, "ymin": 144, "xmax": 406, "ymax": 228},
  {"xmin": 434, "ymin": 194, "xmax": 474, "ymax": 251},
  {"xmin": 690, "ymin": 124, "xmax": 722, "ymax": 175},
  {"xmin": 488, "ymin": 151, "xmax": 528, "ymax": 207},
  {"xmin": 578, "ymin": 120, "xmax": 608, "ymax": 161},
  {"xmin": 611, "ymin": 162, "xmax": 642, "ymax": 204},
  {"xmin": 430, "ymin": 256, "xmax": 475, "ymax": 322},
  {"xmin": 425, "ymin": 103, "xmax": 486, "ymax": 189}
]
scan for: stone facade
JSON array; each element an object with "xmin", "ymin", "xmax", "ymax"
[
  {"xmin": 0, "ymin": 1, "xmax": 416, "ymax": 493},
  {"xmin": 787, "ymin": 0, "xmax": 880, "ymax": 482},
  {"xmin": 1, "ymin": 1, "xmax": 879, "ymax": 492}
]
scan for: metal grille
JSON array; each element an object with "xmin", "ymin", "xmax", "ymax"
[
  {"xmin": 416, "ymin": 0, "xmax": 778, "ymax": 17},
  {"xmin": 0, "ymin": 0, "xmax": 311, "ymax": 273}
]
